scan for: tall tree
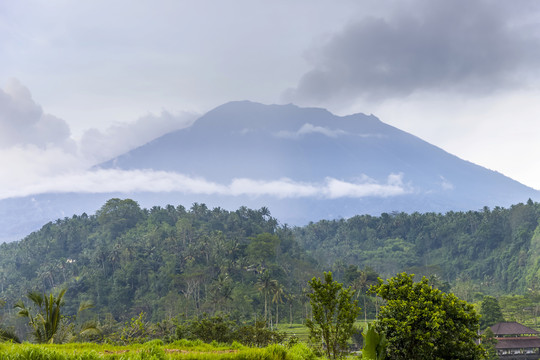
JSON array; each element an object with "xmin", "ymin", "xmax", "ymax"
[
  {"xmin": 371, "ymin": 273, "xmax": 484, "ymax": 360},
  {"xmin": 271, "ymin": 281, "xmax": 285, "ymax": 327},
  {"xmin": 306, "ymin": 272, "xmax": 360, "ymax": 359},
  {"xmin": 479, "ymin": 296, "xmax": 505, "ymax": 329},
  {"xmin": 256, "ymin": 271, "xmax": 277, "ymax": 324}
]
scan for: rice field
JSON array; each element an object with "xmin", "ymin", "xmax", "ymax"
[{"xmin": 0, "ymin": 340, "xmax": 318, "ymax": 360}]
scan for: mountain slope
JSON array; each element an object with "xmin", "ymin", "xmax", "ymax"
[
  {"xmin": 0, "ymin": 101, "xmax": 538, "ymax": 242},
  {"xmin": 100, "ymin": 100, "xmax": 539, "ymax": 215}
]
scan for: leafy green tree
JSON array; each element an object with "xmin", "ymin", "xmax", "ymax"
[
  {"xmin": 480, "ymin": 296, "xmax": 505, "ymax": 329},
  {"xmin": 306, "ymin": 272, "xmax": 360, "ymax": 359},
  {"xmin": 481, "ymin": 327, "xmax": 499, "ymax": 360},
  {"xmin": 96, "ymin": 198, "xmax": 143, "ymax": 239},
  {"xmin": 247, "ymin": 233, "xmax": 280, "ymax": 266},
  {"xmin": 14, "ymin": 289, "xmax": 67, "ymax": 343},
  {"xmin": 371, "ymin": 273, "xmax": 484, "ymax": 360}
]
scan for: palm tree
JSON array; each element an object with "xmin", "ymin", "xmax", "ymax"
[
  {"xmin": 286, "ymin": 292, "xmax": 297, "ymax": 327},
  {"xmin": 0, "ymin": 300, "xmax": 20, "ymax": 343},
  {"xmin": 14, "ymin": 289, "xmax": 67, "ymax": 343},
  {"xmin": 271, "ymin": 282, "xmax": 285, "ymax": 327},
  {"xmin": 0, "ymin": 327, "xmax": 20, "ymax": 343},
  {"xmin": 256, "ymin": 271, "xmax": 277, "ymax": 324}
]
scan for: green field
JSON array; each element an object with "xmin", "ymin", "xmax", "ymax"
[
  {"xmin": 276, "ymin": 320, "xmax": 370, "ymax": 342},
  {"xmin": 0, "ymin": 340, "xmax": 318, "ymax": 360}
]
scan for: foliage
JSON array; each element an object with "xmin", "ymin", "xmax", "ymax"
[
  {"xmin": 1, "ymin": 199, "xmax": 540, "ymax": 342},
  {"xmin": 176, "ymin": 313, "xmax": 236, "ymax": 344},
  {"xmin": 14, "ymin": 289, "xmax": 98, "ymax": 344},
  {"xmin": 371, "ymin": 273, "xmax": 484, "ymax": 360},
  {"xmin": 0, "ymin": 300, "xmax": 20, "ymax": 343},
  {"xmin": 481, "ymin": 327, "xmax": 499, "ymax": 360},
  {"xmin": 14, "ymin": 289, "xmax": 67, "ymax": 344},
  {"xmin": 479, "ymin": 296, "xmax": 505, "ymax": 329},
  {"xmin": 0, "ymin": 327, "xmax": 20, "ymax": 343},
  {"xmin": 0, "ymin": 200, "xmax": 318, "ymax": 342},
  {"xmin": 118, "ymin": 312, "xmax": 154, "ymax": 344},
  {"xmin": 175, "ymin": 315, "xmax": 287, "ymax": 348},
  {"xmin": 294, "ymin": 201, "xmax": 540, "ymax": 294},
  {"xmin": 362, "ymin": 323, "xmax": 387, "ymax": 360},
  {"xmin": 305, "ymin": 272, "xmax": 360, "ymax": 359},
  {"xmin": 234, "ymin": 320, "xmax": 287, "ymax": 348}
]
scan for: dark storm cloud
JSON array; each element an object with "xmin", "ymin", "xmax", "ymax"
[{"xmin": 288, "ymin": 0, "xmax": 540, "ymax": 103}]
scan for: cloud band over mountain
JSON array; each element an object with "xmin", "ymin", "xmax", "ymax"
[{"xmin": 0, "ymin": 169, "xmax": 409, "ymax": 201}]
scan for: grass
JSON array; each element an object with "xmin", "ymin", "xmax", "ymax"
[{"xmin": 0, "ymin": 340, "xmax": 318, "ymax": 360}]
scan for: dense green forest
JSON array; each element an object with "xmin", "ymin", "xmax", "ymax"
[
  {"xmin": 295, "ymin": 200, "xmax": 540, "ymax": 296},
  {"xmin": 1, "ymin": 198, "xmax": 540, "ymax": 339}
]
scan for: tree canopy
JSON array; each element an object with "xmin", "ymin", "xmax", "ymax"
[
  {"xmin": 306, "ymin": 272, "xmax": 360, "ymax": 359},
  {"xmin": 371, "ymin": 273, "xmax": 484, "ymax": 360}
]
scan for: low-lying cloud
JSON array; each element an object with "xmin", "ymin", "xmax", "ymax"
[
  {"xmin": 287, "ymin": 0, "xmax": 540, "ymax": 104},
  {"xmin": 274, "ymin": 123, "xmax": 383, "ymax": 140},
  {"xmin": 0, "ymin": 169, "xmax": 410, "ymax": 200},
  {"xmin": 275, "ymin": 123, "xmax": 348, "ymax": 139}
]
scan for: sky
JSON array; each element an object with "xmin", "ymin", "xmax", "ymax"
[{"xmin": 1, "ymin": 0, "xmax": 540, "ymax": 201}]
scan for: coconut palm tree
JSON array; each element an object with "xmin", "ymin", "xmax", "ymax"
[
  {"xmin": 14, "ymin": 289, "xmax": 67, "ymax": 343},
  {"xmin": 15, "ymin": 289, "xmax": 98, "ymax": 343},
  {"xmin": 271, "ymin": 282, "xmax": 285, "ymax": 327},
  {"xmin": 256, "ymin": 271, "xmax": 277, "ymax": 324}
]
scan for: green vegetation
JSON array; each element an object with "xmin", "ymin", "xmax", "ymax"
[
  {"xmin": 15, "ymin": 289, "xmax": 67, "ymax": 343},
  {"xmin": 479, "ymin": 296, "xmax": 505, "ymax": 329},
  {"xmin": 0, "ymin": 340, "xmax": 317, "ymax": 359},
  {"xmin": 371, "ymin": 273, "xmax": 484, "ymax": 360},
  {"xmin": 305, "ymin": 272, "xmax": 359, "ymax": 359},
  {"xmin": 0, "ymin": 199, "xmax": 319, "ymax": 339},
  {"xmin": 295, "ymin": 200, "xmax": 540, "ymax": 294},
  {"xmin": 1, "ymin": 198, "xmax": 540, "ymax": 352},
  {"xmin": 361, "ymin": 323, "xmax": 387, "ymax": 360}
]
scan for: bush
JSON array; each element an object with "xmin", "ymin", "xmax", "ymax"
[{"xmin": 175, "ymin": 315, "xmax": 287, "ymax": 347}]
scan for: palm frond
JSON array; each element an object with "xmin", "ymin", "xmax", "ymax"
[{"xmin": 0, "ymin": 327, "xmax": 21, "ymax": 343}]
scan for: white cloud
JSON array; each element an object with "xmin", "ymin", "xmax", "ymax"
[
  {"xmin": 439, "ymin": 176, "xmax": 454, "ymax": 191},
  {"xmin": 275, "ymin": 123, "xmax": 346, "ymax": 139},
  {"xmin": 275, "ymin": 123, "xmax": 385, "ymax": 140},
  {"xmin": 325, "ymin": 173, "xmax": 407, "ymax": 198},
  {"xmin": 0, "ymin": 80, "xmax": 202, "ymax": 196},
  {"xmin": 0, "ymin": 79, "xmax": 75, "ymax": 150},
  {"xmin": 0, "ymin": 169, "xmax": 410, "ymax": 201}
]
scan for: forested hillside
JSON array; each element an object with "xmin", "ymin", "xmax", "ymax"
[
  {"xmin": 294, "ymin": 199, "xmax": 540, "ymax": 296},
  {"xmin": 0, "ymin": 199, "xmax": 318, "ymax": 327},
  {"xmin": 1, "ymin": 198, "xmax": 539, "ymax": 330}
]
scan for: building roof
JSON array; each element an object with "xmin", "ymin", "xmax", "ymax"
[
  {"xmin": 496, "ymin": 337, "xmax": 540, "ymax": 349},
  {"xmin": 491, "ymin": 322, "xmax": 539, "ymax": 336}
]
